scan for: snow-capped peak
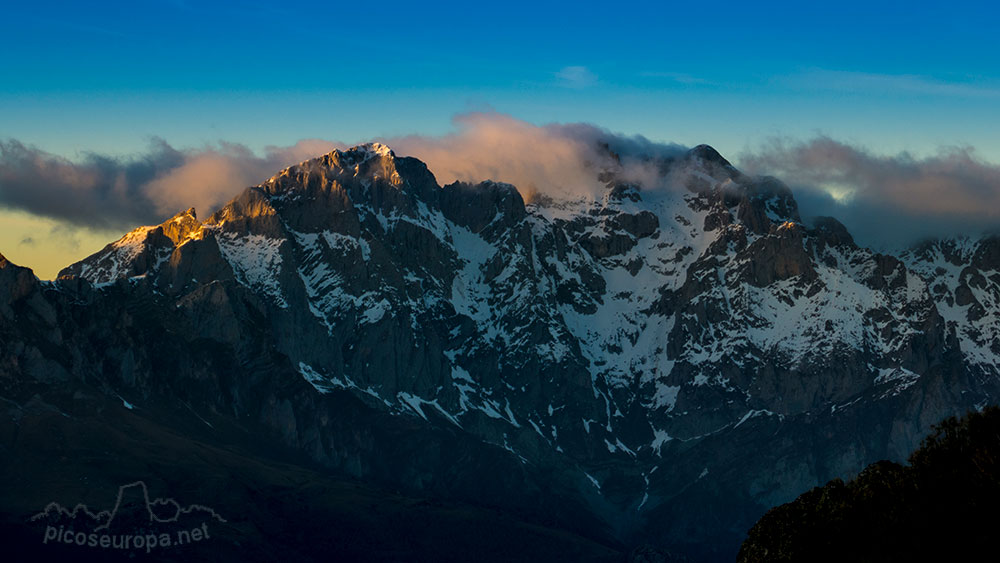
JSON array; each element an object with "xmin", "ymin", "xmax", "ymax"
[
  {"xmin": 337, "ymin": 142, "xmax": 395, "ymax": 163},
  {"xmin": 366, "ymin": 142, "xmax": 394, "ymax": 158}
]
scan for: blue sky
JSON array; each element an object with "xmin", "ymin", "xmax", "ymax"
[
  {"xmin": 3, "ymin": 0, "xmax": 999, "ymax": 158},
  {"xmin": 2, "ymin": 1, "xmax": 1000, "ymax": 278}
]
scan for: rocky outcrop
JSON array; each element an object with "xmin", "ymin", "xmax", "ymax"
[
  {"xmin": 0, "ymin": 253, "xmax": 37, "ymax": 312},
  {"xmin": 440, "ymin": 180, "xmax": 527, "ymax": 235},
  {"xmin": 738, "ymin": 221, "xmax": 816, "ymax": 286}
]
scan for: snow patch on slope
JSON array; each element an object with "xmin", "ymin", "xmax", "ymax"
[{"xmin": 216, "ymin": 232, "xmax": 288, "ymax": 307}]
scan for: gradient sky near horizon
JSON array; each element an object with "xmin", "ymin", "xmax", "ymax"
[{"xmin": 3, "ymin": 1, "xmax": 1000, "ymax": 278}]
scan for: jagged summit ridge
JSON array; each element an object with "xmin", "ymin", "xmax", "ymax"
[
  {"xmin": 288, "ymin": 142, "xmax": 396, "ymax": 172},
  {"xmin": 272, "ymin": 142, "xmax": 400, "ymax": 186}
]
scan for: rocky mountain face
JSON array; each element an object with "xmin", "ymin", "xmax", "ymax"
[{"xmin": 3, "ymin": 142, "xmax": 999, "ymax": 561}]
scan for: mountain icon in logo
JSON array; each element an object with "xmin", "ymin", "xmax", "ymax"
[{"xmin": 31, "ymin": 481, "xmax": 226, "ymax": 531}]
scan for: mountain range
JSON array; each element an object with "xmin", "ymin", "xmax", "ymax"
[{"xmin": 2, "ymin": 141, "xmax": 998, "ymax": 561}]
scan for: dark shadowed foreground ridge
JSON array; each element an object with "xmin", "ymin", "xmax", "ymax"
[{"xmin": 739, "ymin": 407, "xmax": 1000, "ymax": 562}]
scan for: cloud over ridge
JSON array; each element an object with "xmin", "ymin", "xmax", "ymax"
[
  {"xmin": 384, "ymin": 112, "xmax": 685, "ymax": 202},
  {"xmin": 2, "ymin": 113, "xmax": 1000, "ymax": 249},
  {"xmin": 0, "ymin": 113, "xmax": 685, "ymax": 230},
  {"xmin": 739, "ymin": 137, "xmax": 1000, "ymax": 248},
  {"xmin": 0, "ymin": 138, "xmax": 341, "ymax": 230}
]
